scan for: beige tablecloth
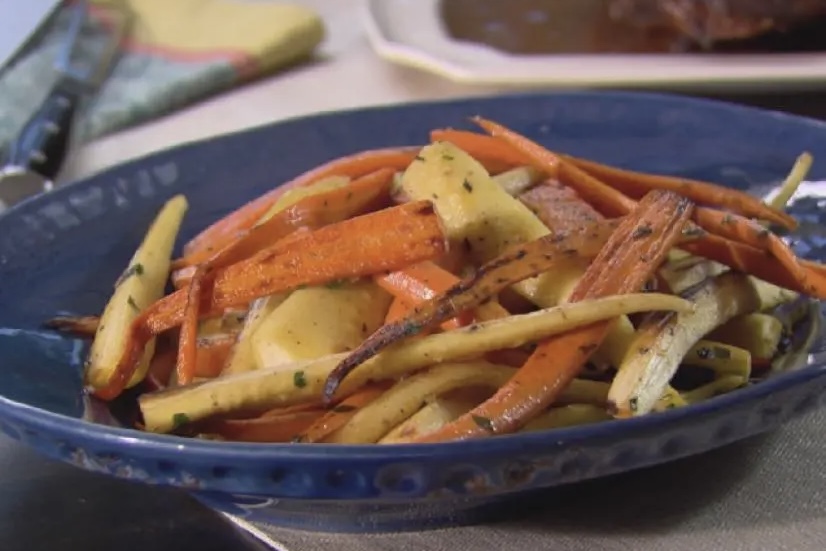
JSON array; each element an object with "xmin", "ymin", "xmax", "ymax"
[{"xmin": 55, "ymin": 1, "xmax": 826, "ymax": 549}]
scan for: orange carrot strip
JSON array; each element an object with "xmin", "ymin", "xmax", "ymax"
[
  {"xmin": 176, "ymin": 267, "xmax": 206, "ymax": 386},
  {"xmin": 94, "ymin": 201, "xmax": 447, "ymax": 400},
  {"xmin": 208, "ymin": 409, "xmax": 325, "ymax": 443},
  {"xmin": 385, "ymin": 296, "xmax": 415, "ymax": 324},
  {"xmin": 430, "ymin": 128, "xmax": 531, "ymax": 168},
  {"xmin": 175, "ymin": 168, "xmax": 395, "ymax": 270},
  {"xmin": 296, "ymin": 384, "xmax": 390, "ymax": 444},
  {"xmin": 693, "ymin": 207, "xmax": 815, "ymax": 296},
  {"xmin": 376, "ymin": 262, "xmax": 474, "ymax": 329},
  {"xmin": 183, "ymin": 148, "xmax": 421, "ymax": 258},
  {"xmin": 518, "ymin": 180, "xmax": 604, "ymax": 231},
  {"xmin": 416, "ymin": 190, "xmax": 694, "ymax": 442},
  {"xmin": 564, "ymin": 154, "xmax": 797, "ymax": 230},
  {"xmin": 193, "ymin": 334, "xmax": 236, "ymax": 379}
]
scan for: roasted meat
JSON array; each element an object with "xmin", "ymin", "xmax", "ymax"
[{"xmin": 610, "ymin": 0, "xmax": 826, "ymax": 47}]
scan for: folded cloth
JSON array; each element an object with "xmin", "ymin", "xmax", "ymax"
[{"xmin": 0, "ymin": 0, "xmax": 324, "ymax": 153}]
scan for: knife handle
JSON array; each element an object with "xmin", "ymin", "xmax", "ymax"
[{"xmin": 7, "ymin": 83, "xmax": 79, "ymax": 182}]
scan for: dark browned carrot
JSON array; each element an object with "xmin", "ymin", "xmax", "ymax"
[
  {"xmin": 415, "ymin": 189, "xmax": 694, "ymax": 441},
  {"xmin": 518, "ymin": 180, "xmax": 603, "ymax": 231},
  {"xmin": 94, "ymin": 201, "xmax": 447, "ymax": 401}
]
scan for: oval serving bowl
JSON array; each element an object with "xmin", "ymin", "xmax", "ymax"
[{"xmin": 1, "ymin": 91, "xmax": 826, "ymax": 534}]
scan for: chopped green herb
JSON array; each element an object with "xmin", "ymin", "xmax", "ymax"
[
  {"xmin": 115, "ymin": 262, "xmax": 145, "ymax": 287},
  {"xmin": 172, "ymin": 413, "xmax": 190, "ymax": 429},
  {"xmin": 293, "ymin": 370, "xmax": 307, "ymax": 388},
  {"xmin": 471, "ymin": 415, "xmax": 494, "ymax": 432},
  {"xmin": 629, "ymin": 397, "xmax": 639, "ymax": 412},
  {"xmin": 462, "ymin": 179, "xmax": 474, "ymax": 193},
  {"xmin": 325, "ymin": 280, "xmax": 345, "ymax": 290},
  {"xmin": 415, "ymin": 155, "xmax": 425, "ymax": 162},
  {"xmin": 442, "ymin": 154, "xmax": 454, "ymax": 161},
  {"xmin": 127, "ymin": 295, "xmax": 140, "ymax": 311},
  {"xmin": 632, "ymin": 225, "xmax": 653, "ymax": 240}
]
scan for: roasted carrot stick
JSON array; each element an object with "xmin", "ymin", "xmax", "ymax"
[
  {"xmin": 692, "ymin": 207, "xmax": 814, "ymax": 295},
  {"xmin": 194, "ymin": 334, "xmax": 236, "ymax": 379},
  {"xmin": 207, "ymin": 409, "xmax": 325, "ymax": 443},
  {"xmin": 430, "ymin": 128, "xmax": 530, "ymax": 168},
  {"xmin": 563, "ymin": 154, "xmax": 797, "ymax": 230},
  {"xmin": 183, "ymin": 148, "xmax": 421, "ymax": 259},
  {"xmin": 518, "ymin": 180, "xmax": 603, "ymax": 231},
  {"xmin": 174, "ymin": 168, "xmax": 395, "ymax": 270},
  {"xmin": 385, "ymin": 296, "xmax": 415, "ymax": 324},
  {"xmin": 176, "ymin": 270, "xmax": 206, "ymax": 385},
  {"xmin": 295, "ymin": 384, "xmax": 390, "ymax": 443},
  {"xmin": 94, "ymin": 201, "xmax": 447, "ymax": 400},
  {"xmin": 415, "ymin": 190, "xmax": 694, "ymax": 441},
  {"xmin": 376, "ymin": 262, "xmax": 475, "ymax": 329}
]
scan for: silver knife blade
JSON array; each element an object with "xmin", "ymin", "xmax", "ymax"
[{"xmin": 0, "ymin": 167, "xmax": 51, "ymax": 211}]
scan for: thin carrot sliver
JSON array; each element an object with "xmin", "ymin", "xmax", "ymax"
[
  {"xmin": 430, "ymin": 128, "xmax": 530, "ymax": 168},
  {"xmin": 376, "ymin": 261, "xmax": 473, "ymax": 329},
  {"xmin": 175, "ymin": 168, "xmax": 395, "ymax": 270},
  {"xmin": 564, "ymin": 154, "xmax": 797, "ymax": 230},
  {"xmin": 208, "ymin": 410, "xmax": 325, "ymax": 443},
  {"xmin": 297, "ymin": 384, "xmax": 389, "ymax": 444},
  {"xmin": 183, "ymin": 148, "xmax": 421, "ymax": 258}
]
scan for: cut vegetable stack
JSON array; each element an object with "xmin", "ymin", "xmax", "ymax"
[{"xmin": 46, "ymin": 117, "xmax": 821, "ymax": 444}]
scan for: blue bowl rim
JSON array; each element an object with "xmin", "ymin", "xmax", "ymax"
[{"xmin": 1, "ymin": 89, "xmax": 825, "ymax": 463}]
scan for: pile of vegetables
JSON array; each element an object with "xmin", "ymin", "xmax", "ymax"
[{"xmin": 48, "ymin": 117, "xmax": 819, "ymax": 444}]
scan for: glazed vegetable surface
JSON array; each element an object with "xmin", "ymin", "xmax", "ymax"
[{"xmin": 48, "ymin": 118, "xmax": 819, "ymax": 444}]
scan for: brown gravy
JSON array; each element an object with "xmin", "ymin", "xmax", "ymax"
[{"xmin": 440, "ymin": 0, "xmax": 826, "ymax": 55}]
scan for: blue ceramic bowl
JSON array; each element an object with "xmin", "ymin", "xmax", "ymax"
[{"xmin": 1, "ymin": 91, "xmax": 826, "ymax": 534}]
